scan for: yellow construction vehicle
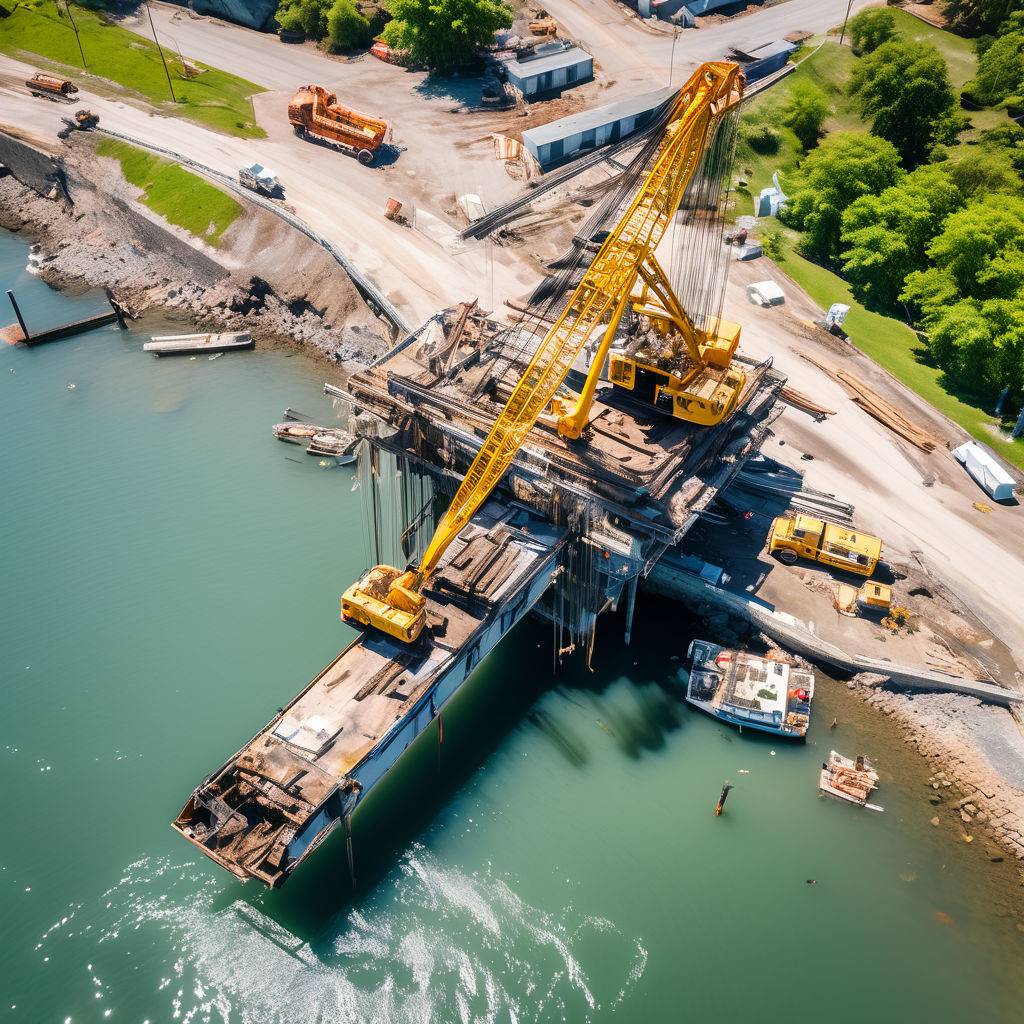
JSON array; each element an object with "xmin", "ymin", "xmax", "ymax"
[
  {"xmin": 768, "ymin": 515, "xmax": 882, "ymax": 578},
  {"xmin": 342, "ymin": 62, "xmax": 745, "ymax": 642}
]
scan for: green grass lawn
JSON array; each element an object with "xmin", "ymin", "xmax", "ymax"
[
  {"xmin": 96, "ymin": 138, "xmax": 242, "ymax": 245},
  {"xmin": 734, "ymin": 41, "xmax": 864, "ymax": 213},
  {"xmin": 775, "ymin": 234, "xmax": 1024, "ymax": 469},
  {"xmin": 888, "ymin": 7, "xmax": 976, "ymax": 89},
  {"xmin": 0, "ymin": 1, "xmax": 265, "ymax": 138}
]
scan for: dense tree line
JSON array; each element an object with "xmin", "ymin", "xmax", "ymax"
[
  {"xmin": 778, "ymin": 8, "xmax": 1024, "ymax": 404},
  {"xmin": 274, "ymin": 0, "xmax": 512, "ymax": 67}
]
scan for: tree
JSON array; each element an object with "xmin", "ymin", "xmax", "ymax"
[
  {"xmin": 276, "ymin": 0, "xmax": 330, "ymax": 39},
  {"xmin": 779, "ymin": 132, "xmax": 903, "ymax": 262},
  {"xmin": 945, "ymin": 146, "xmax": 1021, "ymax": 196},
  {"xmin": 850, "ymin": 39, "xmax": 957, "ymax": 167},
  {"xmin": 902, "ymin": 196, "xmax": 1024, "ymax": 397},
  {"xmin": 971, "ymin": 28, "xmax": 1024, "ymax": 105},
  {"xmin": 781, "ymin": 81, "xmax": 829, "ymax": 151},
  {"xmin": 947, "ymin": 0, "xmax": 1024, "ymax": 35},
  {"xmin": 848, "ymin": 8, "xmax": 898, "ymax": 54},
  {"xmin": 327, "ymin": 0, "xmax": 370, "ymax": 50},
  {"xmin": 840, "ymin": 165, "xmax": 963, "ymax": 308},
  {"xmin": 382, "ymin": 0, "xmax": 513, "ymax": 70}
]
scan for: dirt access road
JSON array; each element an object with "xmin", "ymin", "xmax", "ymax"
[
  {"xmin": 723, "ymin": 259, "xmax": 1024, "ymax": 673},
  {"xmin": 534, "ymin": 0, "xmax": 875, "ymax": 94}
]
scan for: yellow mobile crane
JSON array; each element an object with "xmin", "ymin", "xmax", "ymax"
[{"xmin": 342, "ymin": 62, "xmax": 746, "ymax": 643}]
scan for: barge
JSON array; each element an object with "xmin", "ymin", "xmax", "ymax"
[
  {"xmin": 684, "ymin": 639, "xmax": 814, "ymax": 738},
  {"xmin": 819, "ymin": 750, "xmax": 883, "ymax": 811},
  {"xmin": 144, "ymin": 331, "xmax": 253, "ymax": 355},
  {"xmin": 173, "ymin": 502, "xmax": 567, "ymax": 886}
]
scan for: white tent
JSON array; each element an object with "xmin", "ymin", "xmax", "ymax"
[{"xmin": 952, "ymin": 441, "xmax": 1016, "ymax": 502}]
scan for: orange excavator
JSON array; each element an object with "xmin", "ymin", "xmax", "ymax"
[{"xmin": 287, "ymin": 85, "xmax": 389, "ymax": 165}]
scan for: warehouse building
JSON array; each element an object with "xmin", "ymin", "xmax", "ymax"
[
  {"xmin": 522, "ymin": 87, "xmax": 675, "ymax": 170},
  {"xmin": 502, "ymin": 44, "xmax": 594, "ymax": 101},
  {"xmin": 730, "ymin": 39, "xmax": 798, "ymax": 83}
]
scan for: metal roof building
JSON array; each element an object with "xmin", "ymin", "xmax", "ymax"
[
  {"xmin": 731, "ymin": 39, "xmax": 798, "ymax": 82},
  {"xmin": 522, "ymin": 87, "xmax": 676, "ymax": 170},
  {"xmin": 502, "ymin": 45, "xmax": 594, "ymax": 101}
]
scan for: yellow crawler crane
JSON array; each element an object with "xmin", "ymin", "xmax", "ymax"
[{"xmin": 342, "ymin": 62, "xmax": 746, "ymax": 643}]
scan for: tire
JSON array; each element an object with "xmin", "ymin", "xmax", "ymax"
[
  {"xmin": 293, "ymin": 124, "xmax": 305, "ymax": 137},
  {"xmin": 357, "ymin": 148, "xmax": 373, "ymax": 166},
  {"xmin": 776, "ymin": 549, "xmax": 799, "ymax": 565}
]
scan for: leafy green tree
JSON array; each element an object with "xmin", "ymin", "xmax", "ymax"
[
  {"xmin": 779, "ymin": 132, "xmax": 903, "ymax": 262},
  {"xmin": 840, "ymin": 165, "xmax": 963, "ymax": 308},
  {"xmin": 781, "ymin": 81, "xmax": 829, "ymax": 151},
  {"xmin": 276, "ymin": 0, "xmax": 330, "ymax": 38},
  {"xmin": 971, "ymin": 28, "xmax": 1024, "ymax": 105},
  {"xmin": 761, "ymin": 228, "xmax": 784, "ymax": 261},
  {"xmin": 327, "ymin": 0, "xmax": 370, "ymax": 49},
  {"xmin": 945, "ymin": 146, "xmax": 1021, "ymax": 196},
  {"xmin": 850, "ymin": 39, "xmax": 957, "ymax": 167},
  {"xmin": 902, "ymin": 196, "xmax": 1024, "ymax": 396},
  {"xmin": 947, "ymin": 0, "xmax": 1024, "ymax": 35},
  {"xmin": 848, "ymin": 8, "xmax": 898, "ymax": 54},
  {"xmin": 382, "ymin": 0, "xmax": 513, "ymax": 69}
]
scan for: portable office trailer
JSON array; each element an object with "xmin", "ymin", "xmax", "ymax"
[
  {"xmin": 522, "ymin": 87, "xmax": 676, "ymax": 170},
  {"xmin": 502, "ymin": 46, "xmax": 594, "ymax": 101}
]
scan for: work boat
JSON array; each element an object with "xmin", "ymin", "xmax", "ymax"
[{"xmin": 684, "ymin": 640, "xmax": 814, "ymax": 738}]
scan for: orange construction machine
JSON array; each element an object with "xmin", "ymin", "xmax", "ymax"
[
  {"xmin": 287, "ymin": 85, "xmax": 389, "ymax": 165},
  {"xmin": 26, "ymin": 72, "xmax": 78, "ymax": 99}
]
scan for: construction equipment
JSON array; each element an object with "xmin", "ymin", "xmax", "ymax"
[
  {"xmin": 58, "ymin": 109, "xmax": 98, "ymax": 138},
  {"xmin": 529, "ymin": 17, "xmax": 558, "ymax": 35},
  {"xmin": 26, "ymin": 72, "xmax": 78, "ymax": 100},
  {"xmin": 768, "ymin": 514, "xmax": 882, "ymax": 578},
  {"xmin": 341, "ymin": 62, "xmax": 746, "ymax": 643},
  {"xmin": 287, "ymin": 85, "xmax": 389, "ymax": 165}
]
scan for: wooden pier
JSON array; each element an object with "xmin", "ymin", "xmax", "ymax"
[{"xmin": 5, "ymin": 288, "xmax": 129, "ymax": 346}]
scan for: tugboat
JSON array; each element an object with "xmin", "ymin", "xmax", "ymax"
[
  {"xmin": 684, "ymin": 639, "xmax": 814, "ymax": 739},
  {"xmin": 819, "ymin": 751, "xmax": 883, "ymax": 811}
]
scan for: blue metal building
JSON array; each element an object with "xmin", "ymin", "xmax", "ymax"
[
  {"xmin": 731, "ymin": 39, "xmax": 798, "ymax": 82},
  {"xmin": 502, "ymin": 45, "xmax": 594, "ymax": 101},
  {"xmin": 522, "ymin": 87, "xmax": 675, "ymax": 170}
]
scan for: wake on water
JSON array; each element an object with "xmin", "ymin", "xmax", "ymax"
[{"xmin": 42, "ymin": 847, "xmax": 647, "ymax": 1023}]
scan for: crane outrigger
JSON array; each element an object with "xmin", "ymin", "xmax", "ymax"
[{"xmin": 342, "ymin": 61, "xmax": 746, "ymax": 644}]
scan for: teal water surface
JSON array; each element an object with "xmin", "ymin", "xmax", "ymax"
[{"xmin": 2, "ymin": 228, "xmax": 1023, "ymax": 1024}]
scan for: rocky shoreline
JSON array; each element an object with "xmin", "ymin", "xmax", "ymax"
[
  {"xmin": 850, "ymin": 679, "xmax": 1024, "ymax": 872},
  {"xmin": 0, "ymin": 136, "xmax": 389, "ymax": 368}
]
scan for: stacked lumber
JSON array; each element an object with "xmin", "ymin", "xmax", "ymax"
[
  {"xmin": 779, "ymin": 385, "xmax": 836, "ymax": 419},
  {"xmin": 799, "ymin": 351, "xmax": 940, "ymax": 452}
]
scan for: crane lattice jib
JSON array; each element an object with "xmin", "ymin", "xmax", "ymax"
[{"xmin": 416, "ymin": 62, "xmax": 743, "ymax": 582}]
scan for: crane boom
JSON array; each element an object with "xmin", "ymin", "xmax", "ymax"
[{"xmin": 342, "ymin": 62, "xmax": 745, "ymax": 643}]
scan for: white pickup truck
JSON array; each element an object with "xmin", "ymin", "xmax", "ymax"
[{"xmin": 238, "ymin": 163, "xmax": 282, "ymax": 198}]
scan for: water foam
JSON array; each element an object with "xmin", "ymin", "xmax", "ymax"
[{"xmin": 48, "ymin": 847, "xmax": 646, "ymax": 1023}]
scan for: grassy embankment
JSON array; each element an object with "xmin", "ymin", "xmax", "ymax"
[
  {"xmin": 736, "ymin": 23, "xmax": 1024, "ymax": 468},
  {"xmin": 0, "ymin": 1, "xmax": 265, "ymax": 138},
  {"xmin": 96, "ymin": 138, "xmax": 241, "ymax": 246}
]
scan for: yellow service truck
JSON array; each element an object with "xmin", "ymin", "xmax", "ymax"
[{"xmin": 768, "ymin": 515, "xmax": 882, "ymax": 577}]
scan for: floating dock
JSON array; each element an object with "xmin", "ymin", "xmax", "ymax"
[
  {"xmin": 5, "ymin": 287, "xmax": 128, "ymax": 345},
  {"xmin": 144, "ymin": 331, "xmax": 253, "ymax": 355},
  {"xmin": 173, "ymin": 502, "xmax": 567, "ymax": 886}
]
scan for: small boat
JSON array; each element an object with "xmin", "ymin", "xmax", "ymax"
[
  {"xmin": 144, "ymin": 331, "xmax": 253, "ymax": 355},
  {"xmin": 684, "ymin": 639, "xmax": 814, "ymax": 739},
  {"xmin": 273, "ymin": 422, "xmax": 320, "ymax": 444},
  {"xmin": 819, "ymin": 750, "xmax": 883, "ymax": 811},
  {"xmin": 306, "ymin": 429, "xmax": 358, "ymax": 463}
]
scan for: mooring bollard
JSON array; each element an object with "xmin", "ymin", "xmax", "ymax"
[{"xmin": 715, "ymin": 781, "xmax": 733, "ymax": 817}]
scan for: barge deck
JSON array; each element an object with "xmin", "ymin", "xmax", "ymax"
[{"xmin": 173, "ymin": 501, "xmax": 566, "ymax": 886}]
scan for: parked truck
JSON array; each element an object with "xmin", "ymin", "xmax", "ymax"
[
  {"xmin": 287, "ymin": 85, "xmax": 389, "ymax": 165},
  {"xmin": 767, "ymin": 514, "xmax": 882, "ymax": 578},
  {"xmin": 26, "ymin": 72, "xmax": 78, "ymax": 100}
]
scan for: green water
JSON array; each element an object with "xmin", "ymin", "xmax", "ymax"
[{"xmin": 2, "ymin": 227, "xmax": 1023, "ymax": 1024}]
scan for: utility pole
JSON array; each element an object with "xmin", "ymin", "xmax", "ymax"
[
  {"xmin": 146, "ymin": 3, "xmax": 176, "ymax": 103},
  {"xmin": 63, "ymin": 1, "xmax": 88, "ymax": 70},
  {"xmin": 839, "ymin": 0, "xmax": 855, "ymax": 46}
]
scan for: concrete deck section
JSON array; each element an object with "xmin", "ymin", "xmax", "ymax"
[{"xmin": 173, "ymin": 502, "xmax": 566, "ymax": 886}]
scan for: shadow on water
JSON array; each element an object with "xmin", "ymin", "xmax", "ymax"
[{"xmin": 240, "ymin": 593, "xmax": 709, "ymax": 938}]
